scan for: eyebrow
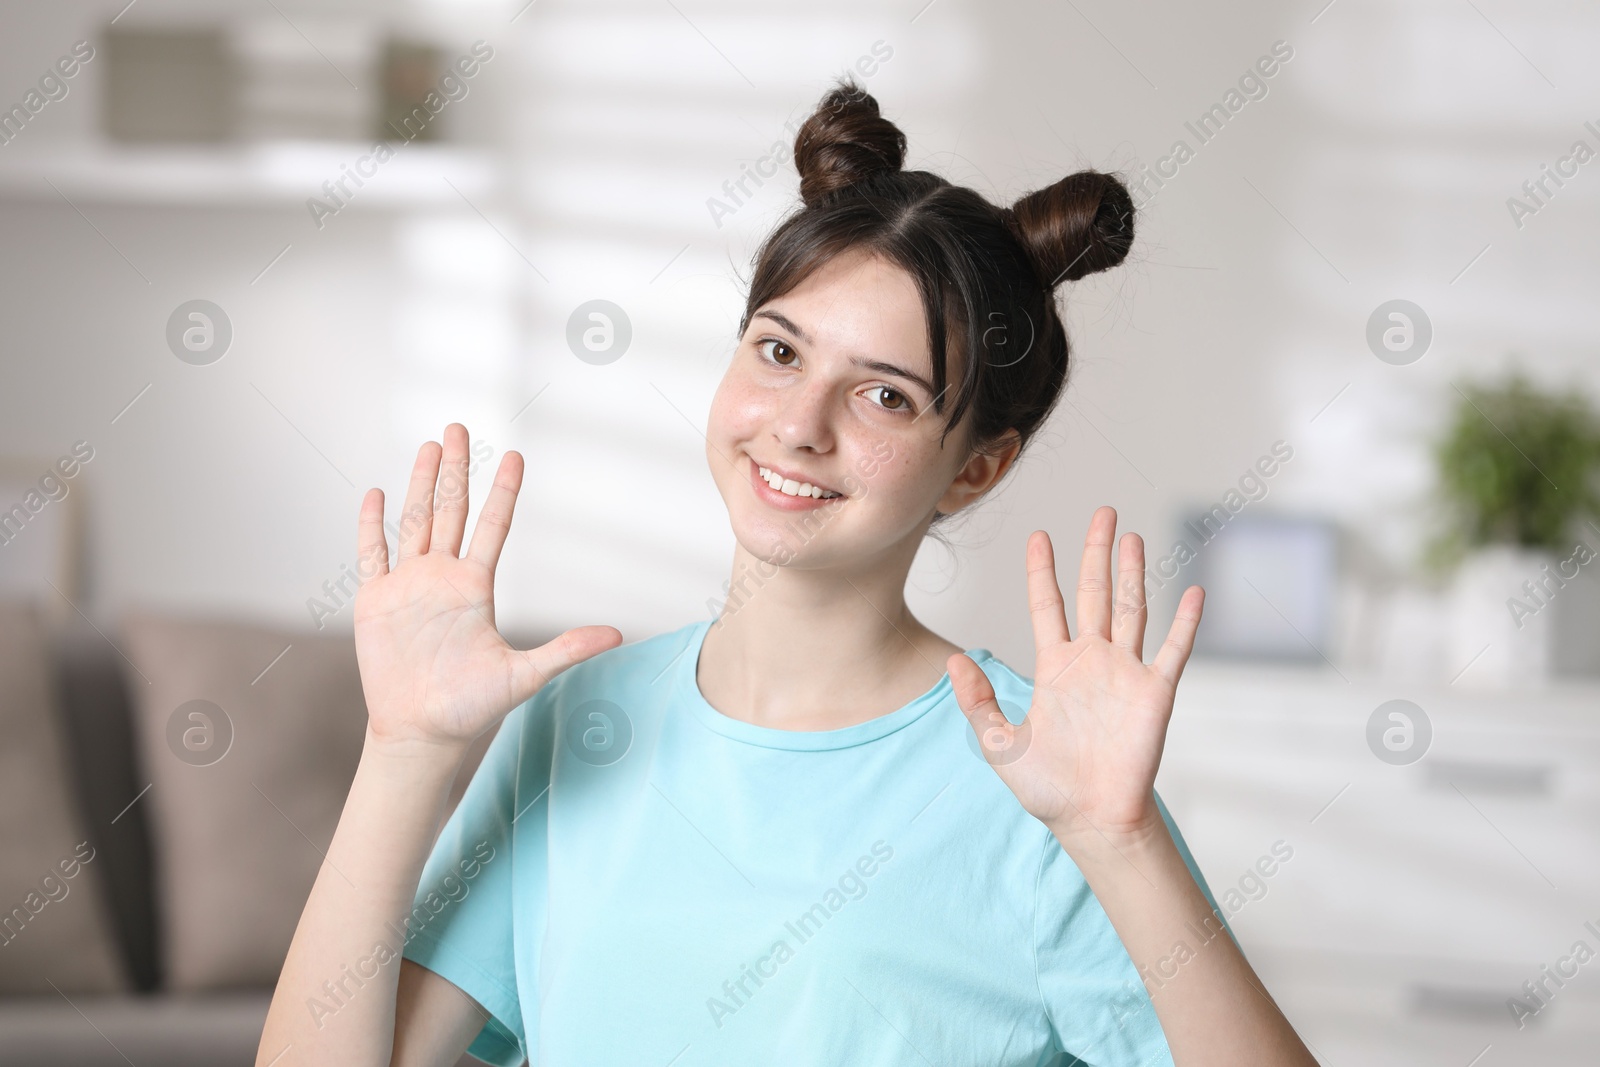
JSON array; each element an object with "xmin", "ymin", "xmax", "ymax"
[{"xmin": 751, "ymin": 309, "xmax": 936, "ymax": 398}]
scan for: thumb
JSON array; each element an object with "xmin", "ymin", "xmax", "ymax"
[
  {"xmin": 948, "ymin": 653, "xmax": 1018, "ymax": 765},
  {"xmin": 519, "ymin": 625, "xmax": 624, "ymax": 696}
]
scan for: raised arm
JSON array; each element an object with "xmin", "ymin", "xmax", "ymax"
[
  {"xmin": 947, "ymin": 507, "xmax": 1316, "ymax": 1067},
  {"xmin": 256, "ymin": 424, "xmax": 620, "ymax": 1067}
]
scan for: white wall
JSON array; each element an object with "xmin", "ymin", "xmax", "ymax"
[{"xmin": 0, "ymin": 0, "xmax": 1596, "ymax": 675}]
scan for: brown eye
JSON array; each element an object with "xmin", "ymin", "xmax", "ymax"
[
  {"xmin": 758, "ymin": 339, "xmax": 797, "ymax": 365},
  {"xmin": 869, "ymin": 386, "xmax": 910, "ymax": 412}
]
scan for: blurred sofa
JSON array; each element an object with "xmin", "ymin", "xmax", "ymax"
[{"xmin": 0, "ymin": 602, "xmax": 500, "ymax": 1067}]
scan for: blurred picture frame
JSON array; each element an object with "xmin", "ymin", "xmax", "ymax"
[{"xmin": 1185, "ymin": 512, "xmax": 1340, "ymax": 663}]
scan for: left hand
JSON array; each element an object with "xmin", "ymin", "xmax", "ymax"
[{"xmin": 948, "ymin": 506, "xmax": 1204, "ymax": 851}]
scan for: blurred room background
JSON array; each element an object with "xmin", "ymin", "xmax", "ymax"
[{"xmin": 1, "ymin": 0, "xmax": 1597, "ymax": 1064}]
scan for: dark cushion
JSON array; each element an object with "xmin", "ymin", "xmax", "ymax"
[{"xmin": 0, "ymin": 601, "xmax": 127, "ymax": 994}]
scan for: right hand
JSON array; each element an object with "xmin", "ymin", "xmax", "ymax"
[{"xmin": 352, "ymin": 423, "xmax": 622, "ymax": 750}]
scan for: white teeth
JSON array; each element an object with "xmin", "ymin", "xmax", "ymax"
[{"xmin": 757, "ymin": 466, "xmax": 841, "ymax": 500}]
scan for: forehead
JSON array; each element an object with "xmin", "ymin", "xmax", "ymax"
[{"xmin": 750, "ymin": 248, "xmax": 928, "ymax": 363}]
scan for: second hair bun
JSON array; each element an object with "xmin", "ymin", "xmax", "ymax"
[{"xmin": 1007, "ymin": 171, "xmax": 1135, "ymax": 285}]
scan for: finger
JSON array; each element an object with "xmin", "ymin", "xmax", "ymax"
[
  {"xmin": 430, "ymin": 424, "xmax": 472, "ymax": 557},
  {"xmin": 1025, "ymin": 531, "xmax": 1071, "ymax": 652},
  {"xmin": 1075, "ymin": 506, "xmax": 1117, "ymax": 641},
  {"xmin": 396, "ymin": 441, "xmax": 442, "ymax": 563},
  {"xmin": 1111, "ymin": 532, "xmax": 1148, "ymax": 658},
  {"xmin": 520, "ymin": 625, "xmax": 625, "ymax": 696},
  {"xmin": 1152, "ymin": 586, "xmax": 1205, "ymax": 686},
  {"xmin": 948, "ymin": 652, "xmax": 1016, "ymax": 763},
  {"xmin": 466, "ymin": 451, "xmax": 524, "ymax": 570},
  {"xmin": 357, "ymin": 488, "xmax": 390, "ymax": 579}
]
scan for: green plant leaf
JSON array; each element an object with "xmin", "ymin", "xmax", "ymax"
[{"xmin": 1431, "ymin": 371, "xmax": 1600, "ymax": 562}]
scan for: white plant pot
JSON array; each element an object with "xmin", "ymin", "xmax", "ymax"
[{"xmin": 1449, "ymin": 545, "xmax": 1556, "ymax": 688}]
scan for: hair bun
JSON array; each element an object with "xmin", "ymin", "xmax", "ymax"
[
  {"xmin": 793, "ymin": 79, "xmax": 906, "ymax": 206},
  {"xmin": 1006, "ymin": 170, "xmax": 1135, "ymax": 286}
]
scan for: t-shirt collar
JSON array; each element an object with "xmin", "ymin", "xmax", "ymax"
[{"xmin": 675, "ymin": 617, "xmax": 994, "ymax": 751}]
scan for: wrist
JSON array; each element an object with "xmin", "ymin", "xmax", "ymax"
[
  {"xmin": 361, "ymin": 725, "xmax": 472, "ymax": 778},
  {"xmin": 1047, "ymin": 809, "xmax": 1170, "ymax": 864}
]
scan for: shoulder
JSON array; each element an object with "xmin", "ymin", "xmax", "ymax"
[
  {"xmin": 541, "ymin": 619, "xmax": 705, "ymax": 697},
  {"xmin": 495, "ymin": 620, "xmax": 706, "ymax": 769},
  {"xmin": 968, "ymin": 648, "xmax": 1035, "ymax": 710}
]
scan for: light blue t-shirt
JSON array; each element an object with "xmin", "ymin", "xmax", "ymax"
[{"xmin": 402, "ymin": 619, "xmax": 1231, "ymax": 1066}]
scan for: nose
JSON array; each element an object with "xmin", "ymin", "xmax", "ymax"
[{"xmin": 772, "ymin": 375, "xmax": 836, "ymax": 455}]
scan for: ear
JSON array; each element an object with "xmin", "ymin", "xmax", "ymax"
[{"xmin": 936, "ymin": 429, "xmax": 1022, "ymax": 514}]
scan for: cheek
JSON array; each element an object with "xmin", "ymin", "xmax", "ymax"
[
  {"xmin": 707, "ymin": 367, "xmax": 771, "ymax": 443},
  {"xmin": 847, "ymin": 433, "xmax": 953, "ymax": 513}
]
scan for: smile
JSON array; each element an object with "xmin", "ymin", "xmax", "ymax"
[
  {"xmin": 755, "ymin": 465, "xmax": 842, "ymax": 500},
  {"xmin": 752, "ymin": 460, "xmax": 851, "ymax": 508}
]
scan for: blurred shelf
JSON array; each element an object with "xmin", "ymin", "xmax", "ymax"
[
  {"xmin": 1157, "ymin": 658, "xmax": 1600, "ymax": 980},
  {"xmin": 1250, "ymin": 945, "xmax": 1600, "ymax": 1067},
  {"xmin": 0, "ymin": 140, "xmax": 501, "ymax": 208},
  {"xmin": 1179, "ymin": 657, "xmax": 1600, "ymax": 726}
]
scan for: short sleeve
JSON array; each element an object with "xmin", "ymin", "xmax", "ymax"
[
  {"xmin": 401, "ymin": 696, "xmax": 548, "ymax": 1066},
  {"xmin": 1034, "ymin": 790, "xmax": 1234, "ymax": 1066}
]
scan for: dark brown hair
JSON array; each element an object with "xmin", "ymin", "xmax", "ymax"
[{"xmin": 739, "ymin": 78, "xmax": 1134, "ymax": 460}]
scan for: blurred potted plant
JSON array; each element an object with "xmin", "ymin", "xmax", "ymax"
[{"xmin": 1431, "ymin": 372, "xmax": 1600, "ymax": 686}]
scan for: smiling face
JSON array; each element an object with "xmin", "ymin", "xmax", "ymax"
[{"xmin": 706, "ymin": 247, "xmax": 1018, "ymax": 573}]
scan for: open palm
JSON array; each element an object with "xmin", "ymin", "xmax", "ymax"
[
  {"xmin": 949, "ymin": 507, "xmax": 1204, "ymax": 846},
  {"xmin": 353, "ymin": 424, "xmax": 621, "ymax": 748}
]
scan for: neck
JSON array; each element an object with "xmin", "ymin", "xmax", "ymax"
[{"xmin": 696, "ymin": 538, "xmax": 960, "ymax": 731}]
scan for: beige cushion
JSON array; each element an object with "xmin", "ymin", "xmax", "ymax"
[
  {"xmin": 0, "ymin": 601, "xmax": 126, "ymax": 994},
  {"xmin": 123, "ymin": 613, "xmax": 369, "ymax": 991}
]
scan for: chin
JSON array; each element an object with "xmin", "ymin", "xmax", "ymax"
[{"xmin": 727, "ymin": 499, "xmax": 846, "ymax": 568}]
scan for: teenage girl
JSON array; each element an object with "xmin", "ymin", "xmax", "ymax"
[{"xmin": 259, "ymin": 80, "xmax": 1316, "ymax": 1067}]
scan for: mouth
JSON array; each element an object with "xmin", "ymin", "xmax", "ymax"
[{"xmin": 748, "ymin": 459, "xmax": 843, "ymax": 508}]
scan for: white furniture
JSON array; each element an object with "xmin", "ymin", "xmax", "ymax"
[{"xmin": 1157, "ymin": 660, "xmax": 1600, "ymax": 1066}]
